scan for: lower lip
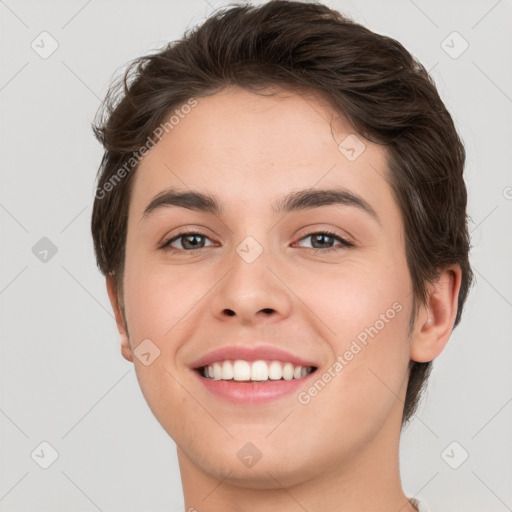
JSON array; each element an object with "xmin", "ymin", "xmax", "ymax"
[{"xmin": 193, "ymin": 369, "xmax": 317, "ymax": 405}]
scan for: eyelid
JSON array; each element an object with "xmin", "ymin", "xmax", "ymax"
[
  {"xmin": 160, "ymin": 228, "xmax": 214, "ymax": 250},
  {"xmin": 293, "ymin": 229, "xmax": 354, "ymax": 251},
  {"xmin": 293, "ymin": 223, "xmax": 355, "ymax": 246},
  {"xmin": 160, "ymin": 227, "xmax": 355, "ymax": 254}
]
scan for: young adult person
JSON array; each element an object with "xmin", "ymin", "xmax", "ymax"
[{"xmin": 91, "ymin": 2, "xmax": 473, "ymax": 510}]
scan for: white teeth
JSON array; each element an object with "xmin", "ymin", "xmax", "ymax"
[
  {"xmin": 201, "ymin": 359, "xmax": 315, "ymax": 381},
  {"xmin": 282, "ymin": 362, "xmax": 294, "ymax": 381},
  {"xmin": 222, "ymin": 360, "xmax": 233, "ymax": 380},
  {"xmin": 251, "ymin": 360, "xmax": 269, "ymax": 381},
  {"xmin": 233, "ymin": 360, "xmax": 251, "ymax": 381},
  {"xmin": 213, "ymin": 362, "xmax": 223, "ymax": 380},
  {"xmin": 268, "ymin": 361, "xmax": 282, "ymax": 380}
]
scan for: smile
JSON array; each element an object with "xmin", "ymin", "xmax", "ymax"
[
  {"xmin": 193, "ymin": 360, "xmax": 318, "ymax": 405},
  {"xmin": 198, "ymin": 359, "xmax": 316, "ymax": 382}
]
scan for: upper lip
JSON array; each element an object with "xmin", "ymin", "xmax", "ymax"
[{"xmin": 189, "ymin": 345, "xmax": 319, "ymax": 369}]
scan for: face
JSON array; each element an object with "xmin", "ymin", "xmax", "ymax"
[{"xmin": 115, "ymin": 86, "xmax": 416, "ymax": 488}]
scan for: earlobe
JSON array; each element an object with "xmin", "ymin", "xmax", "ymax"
[
  {"xmin": 106, "ymin": 275, "xmax": 134, "ymax": 363},
  {"xmin": 410, "ymin": 265, "xmax": 462, "ymax": 363}
]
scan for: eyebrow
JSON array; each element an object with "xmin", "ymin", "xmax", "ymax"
[{"xmin": 140, "ymin": 186, "xmax": 380, "ymax": 224}]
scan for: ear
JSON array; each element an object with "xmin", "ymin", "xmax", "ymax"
[
  {"xmin": 410, "ymin": 265, "xmax": 462, "ymax": 363},
  {"xmin": 106, "ymin": 275, "xmax": 133, "ymax": 363}
]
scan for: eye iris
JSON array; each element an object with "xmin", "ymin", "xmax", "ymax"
[
  {"xmin": 182, "ymin": 234, "xmax": 204, "ymax": 250},
  {"xmin": 312, "ymin": 233, "xmax": 334, "ymax": 249}
]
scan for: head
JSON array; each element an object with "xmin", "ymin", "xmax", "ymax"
[{"xmin": 91, "ymin": 0, "xmax": 472, "ymax": 487}]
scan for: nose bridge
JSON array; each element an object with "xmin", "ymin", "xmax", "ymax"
[{"xmin": 210, "ymin": 229, "xmax": 292, "ymax": 323}]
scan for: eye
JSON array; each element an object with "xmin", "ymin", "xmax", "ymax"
[
  {"xmin": 294, "ymin": 230, "xmax": 354, "ymax": 253},
  {"xmin": 160, "ymin": 231, "xmax": 215, "ymax": 252},
  {"xmin": 159, "ymin": 229, "xmax": 354, "ymax": 254}
]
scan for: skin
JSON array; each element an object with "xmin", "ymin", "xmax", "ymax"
[{"xmin": 106, "ymin": 85, "xmax": 461, "ymax": 512}]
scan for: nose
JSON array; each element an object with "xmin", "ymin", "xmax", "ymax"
[{"xmin": 209, "ymin": 241, "xmax": 293, "ymax": 326}]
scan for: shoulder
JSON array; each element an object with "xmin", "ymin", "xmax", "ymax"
[{"xmin": 409, "ymin": 496, "xmax": 432, "ymax": 512}]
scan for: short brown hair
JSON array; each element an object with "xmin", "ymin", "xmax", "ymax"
[{"xmin": 91, "ymin": 0, "xmax": 473, "ymax": 426}]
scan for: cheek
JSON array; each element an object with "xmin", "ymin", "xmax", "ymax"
[
  {"xmin": 302, "ymin": 263, "xmax": 412, "ymax": 421},
  {"xmin": 121, "ymin": 262, "xmax": 201, "ymax": 435},
  {"xmin": 295, "ymin": 297, "xmax": 411, "ymax": 457},
  {"xmin": 299, "ymin": 259, "xmax": 408, "ymax": 337},
  {"xmin": 122, "ymin": 258, "xmax": 206, "ymax": 342},
  {"xmin": 332, "ymin": 305, "xmax": 411, "ymax": 400}
]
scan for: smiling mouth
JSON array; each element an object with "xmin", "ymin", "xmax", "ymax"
[{"xmin": 195, "ymin": 359, "xmax": 318, "ymax": 382}]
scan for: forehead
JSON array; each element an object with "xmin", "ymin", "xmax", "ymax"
[{"xmin": 129, "ymin": 86, "xmax": 396, "ymax": 223}]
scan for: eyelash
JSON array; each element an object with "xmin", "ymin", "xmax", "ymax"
[{"xmin": 160, "ymin": 229, "xmax": 354, "ymax": 254}]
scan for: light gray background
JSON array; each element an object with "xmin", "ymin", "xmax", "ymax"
[{"xmin": 1, "ymin": 0, "xmax": 511, "ymax": 511}]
